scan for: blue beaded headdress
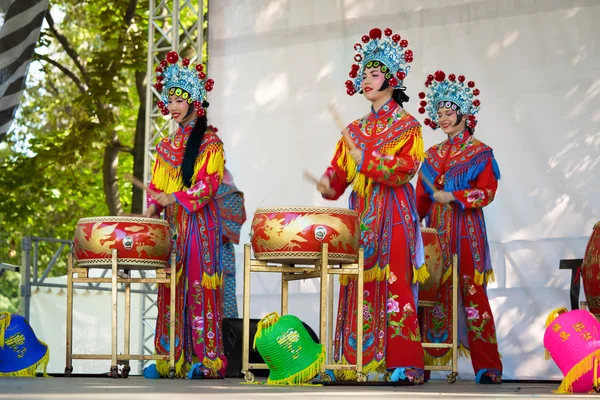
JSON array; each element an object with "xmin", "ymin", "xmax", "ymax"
[
  {"xmin": 418, "ymin": 70, "xmax": 481, "ymax": 130},
  {"xmin": 345, "ymin": 28, "xmax": 414, "ymax": 96},
  {"xmin": 153, "ymin": 51, "xmax": 214, "ymax": 117}
]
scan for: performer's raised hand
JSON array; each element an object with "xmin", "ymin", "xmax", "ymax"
[
  {"xmin": 143, "ymin": 204, "xmax": 158, "ymax": 218},
  {"xmin": 153, "ymin": 193, "xmax": 177, "ymax": 207},
  {"xmin": 433, "ymin": 190, "xmax": 455, "ymax": 205},
  {"xmin": 317, "ymin": 175, "xmax": 335, "ymax": 198}
]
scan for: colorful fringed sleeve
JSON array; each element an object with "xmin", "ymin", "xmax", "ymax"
[
  {"xmin": 415, "ymin": 177, "xmax": 433, "ymax": 220},
  {"xmin": 322, "ymin": 138, "xmax": 351, "ymax": 200},
  {"xmin": 172, "ymin": 142, "xmax": 225, "ymax": 213},
  {"xmin": 358, "ymin": 127, "xmax": 424, "ymax": 186},
  {"xmin": 451, "ymin": 158, "xmax": 500, "ymax": 210}
]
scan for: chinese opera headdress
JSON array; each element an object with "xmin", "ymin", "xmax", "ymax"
[
  {"xmin": 345, "ymin": 28, "xmax": 414, "ymax": 96},
  {"xmin": 418, "ymin": 70, "xmax": 481, "ymax": 130},
  {"xmin": 153, "ymin": 51, "xmax": 214, "ymax": 117}
]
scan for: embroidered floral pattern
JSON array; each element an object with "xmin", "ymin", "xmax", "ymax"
[{"xmin": 388, "ymin": 295, "xmax": 420, "ymax": 341}]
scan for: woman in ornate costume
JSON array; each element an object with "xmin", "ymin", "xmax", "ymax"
[
  {"xmin": 142, "ymin": 51, "xmax": 227, "ymax": 379},
  {"xmin": 416, "ymin": 70, "xmax": 502, "ymax": 384},
  {"xmin": 316, "ymin": 28, "xmax": 427, "ymax": 384}
]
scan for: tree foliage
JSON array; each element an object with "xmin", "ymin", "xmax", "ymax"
[
  {"xmin": 0, "ymin": 0, "xmax": 149, "ymax": 312},
  {"xmin": 0, "ymin": 0, "xmax": 209, "ymax": 313}
]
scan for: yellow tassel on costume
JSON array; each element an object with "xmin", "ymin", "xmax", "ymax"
[
  {"xmin": 474, "ymin": 270, "xmax": 484, "ymax": 286},
  {"xmin": 0, "ymin": 312, "xmax": 11, "ymax": 347},
  {"xmin": 441, "ymin": 263, "xmax": 452, "ymax": 285},
  {"xmin": 336, "ymin": 125, "xmax": 424, "ymax": 199},
  {"xmin": 339, "ymin": 264, "xmax": 388, "ymax": 286},
  {"xmin": 156, "ymin": 352, "xmax": 187, "ymax": 378},
  {"xmin": 423, "ymin": 349, "xmax": 453, "ymax": 367},
  {"xmin": 458, "ymin": 344, "xmax": 471, "ymax": 359},
  {"xmin": 556, "ymin": 349, "xmax": 600, "ymax": 393},
  {"xmin": 201, "ymin": 272, "xmax": 223, "ymax": 289},
  {"xmin": 387, "ymin": 127, "xmax": 425, "ymax": 163},
  {"xmin": 334, "ymin": 355, "xmax": 386, "ymax": 381},
  {"xmin": 152, "ymin": 142, "xmax": 224, "ymax": 194},
  {"xmin": 545, "ymin": 307, "xmax": 568, "ymax": 360},
  {"xmin": 202, "ymin": 356, "xmax": 224, "ymax": 373},
  {"xmin": 203, "ymin": 143, "xmax": 224, "ymax": 178},
  {"xmin": 413, "ymin": 263, "xmax": 430, "ymax": 284},
  {"xmin": 152, "ymin": 158, "xmax": 184, "ymax": 194},
  {"xmin": 486, "ymin": 270, "xmax": 496, "ymax": 285}
]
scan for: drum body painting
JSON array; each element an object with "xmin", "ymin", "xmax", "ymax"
[
  {"xmin": 419, "ymin": 227, "xmax": 444, "ymax": 302},
  {"xmin": 250, "ymin": 206, "xmax": 359, "ymax": 264},
  {"xmin": 73, "ymin": 216, "xmax": 171, "ymax": 269}
]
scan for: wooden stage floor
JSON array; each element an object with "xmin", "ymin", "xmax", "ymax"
[{"xmin": 0, "ymin": 377, "xmax": 597, "ymax": 400}]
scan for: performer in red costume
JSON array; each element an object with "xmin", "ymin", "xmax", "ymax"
[
  {"xmin": 416, "ymin": 70, "xmax": 502, "ymax": 384},
  {"xmin": 143, "ymin": 51, "xmax": 227, "ymax": 379},
  {"xmin": 316, "ymin": 28, "xmax": 427, "ymax": 384}
]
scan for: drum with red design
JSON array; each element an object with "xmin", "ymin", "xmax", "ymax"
[
  {"xmin": 73, "ymin": 216, "xmax": 171, "ymax": 269},
  {"xmin": 250, "ymin": 206, "xmax": 359, "ymax": 264},
  {"xmin": 419, "ymin": 227, "xmax": 444, "ymax": 302},
  {"xmin": 582, "ymin": 222, "xmax": 600, "ymax": 319}
]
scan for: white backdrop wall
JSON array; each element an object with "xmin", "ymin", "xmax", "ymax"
[{"xmin": 208, "ymin": 0, "xmax": 600, "ymax": 380}]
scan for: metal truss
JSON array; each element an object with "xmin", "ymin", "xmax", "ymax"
[{"xmin": 142, "ymin": 0, "xmax": 206, "ymax": 371}]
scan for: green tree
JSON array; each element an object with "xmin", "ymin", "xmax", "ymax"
[
  {"xmin": 0, "ymin": 0, "xmax": 148, "ymax": 312},
  {"xmin": 0, "ymin": 0, "xmax": 209, "ymax": 313}
]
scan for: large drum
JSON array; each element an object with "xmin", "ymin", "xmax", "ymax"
[
  {"xmin": 419, "ymin": 227, "xmax": 444, "ymax": 302},
  {"xmin": 73, "ymin": 216, "xmax": 171, "ymax": 269},
  {"xmin": 582, "ymin": 221, "xmax": 600, "ymax": 318},
  {"xmin": 250, "ymin": 206, "xmax": 359, "ymax": 264}
]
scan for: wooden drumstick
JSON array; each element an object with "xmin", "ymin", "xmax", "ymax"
[
  {"xmin": 124, "ymin": 173, "xmax": 158, "ymax": 198},
  {"xmin": 328, "ymin": 103, "xmax": 346, "ymax": 131},
  {"xmin": 302, "ymin": 170, "xmax": 320, "ymax": 185},
  {"xmin": 419, "ymin": 171, "xmax": 439, "ymax": 194},
  {"xmin": 328, "ymin": 104, "xmax": 357, "ymax": 150}
]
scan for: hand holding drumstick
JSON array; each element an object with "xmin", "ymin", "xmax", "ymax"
[
  {"xmin": 303, "ymin": 170, "xmax": 335, "ymax": 198},
  {"xmin": 419, "ymin": 171, "xmax": 454, "ymax": 205},
  {"xmin": 124, "ymin": 173, "xmax": 176, "ymax": 217}
]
